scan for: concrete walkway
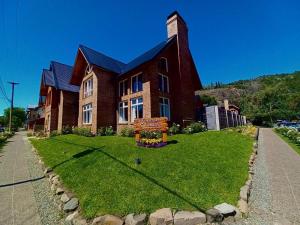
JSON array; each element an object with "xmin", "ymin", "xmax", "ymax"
[
  {"xmin": 238, "ymin": 128, "xmax": 300, "ymax": 225},
  {"xmin": 262, "ymin": 128, "xmax": 300, "ymax": 224},
  {"xmin": 0, "ymin": 132, "xmax": 63, "ymax": 225}
]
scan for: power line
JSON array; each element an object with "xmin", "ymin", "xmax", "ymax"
[{"xmin": 0, "ymin": 76, "xmax": 10, "ymax": 102}]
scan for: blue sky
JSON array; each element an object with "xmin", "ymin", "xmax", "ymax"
[{"xmin": 0, "ymin": 0, "xmax": 300, "ymax": 114}]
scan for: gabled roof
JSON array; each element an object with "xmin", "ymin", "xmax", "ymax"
[
  {"xmin": 76, "ymin": 35, "xmax": 176, "ymax": 76},
  {"xmin": 79, "ymin": 45, "xmax": 126, "ymax": 74},
  {"xmin": 42, "ymin": 61, "xmax": 79, "ymax": 93}
]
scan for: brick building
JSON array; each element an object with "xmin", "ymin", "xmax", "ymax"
[
  {"xmin": 39, "ymin": 61, "xmax": 79, "ymax": 133},
  {"xmin": 69, "ymin": 11, "xmax": 202, "ymax": 134}
]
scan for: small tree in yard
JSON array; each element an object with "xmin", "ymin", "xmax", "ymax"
[{"xmin": 3, "ymin": 107, "xmax": 26, "ymax": 130}]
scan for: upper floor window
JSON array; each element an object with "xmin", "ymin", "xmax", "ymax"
[
  {"xmin": 159, "ymin": 97, "xmax": 170, "ymax": 120},
  {"xmin": 131, "ymin": 73, "xmax": 143, "ymax": 93},
  {"xmin": 131, "ymin": 97, "xmax": 143, "ymax": 122},
  {"xmin": 158, "ymin": 57, "xmax": 168, "ymax": 73},
  {"xmin": 119, "ymin": 101, "xmax": 128, "ymax": 123},
  {"xmin": 83, "ymin": 78, "xmax": 93, "ymax": 98},
  {"xmin": 158, "ymin": 74, "xmax": 169, "ymax": 93},
  {"xmin": 119, "ymin": 79, "xmax": 128, "ymax": 96},
  {"xmin": 83, "ymin": 103, "xmax": 92, "ymax": 124}
]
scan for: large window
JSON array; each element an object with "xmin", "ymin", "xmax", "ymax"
[
  {"xmin": 131, "ymin": 73, "xmax": 143, "ymax": 93},
  {"xmin": 119, "ymin": 101, "xmax": 128, "ymax": 123},
  {"xmin": 160, "ymin": 97, "xmax": 170, "ymax": 120},
  {"xmin": 83, "ymin": 103, "xmax": 92, "ymax": 124},
  {"xmin": 83, "ymin": 78, "xmax": 93, "ymax": 98},
  {"xmin": 158, "ymin": 74, "xmax": 169, "ymax": 93},
  {"xmin": 119, "ymin": 80, "xmax": 128, "ymax": 96},
  {"xmin": 131, "ymin": 97, "xmax": 143, "ymax": 122}
]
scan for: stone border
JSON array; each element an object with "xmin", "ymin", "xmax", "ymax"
[{"xmin": 31, "ymin": 128, "xmax": 259, "ymax": 225}]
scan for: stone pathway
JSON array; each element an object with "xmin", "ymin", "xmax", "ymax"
[
  {"xmin": 0, "ymin": 132, "xmax": 64, "ymax": 225},
  {"xmin": 235, "ymin": 128, "xmax": 300, "ymax": 225}
]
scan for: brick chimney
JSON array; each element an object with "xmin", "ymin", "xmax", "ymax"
[{"xmin": 166, "ymin": 11, "xmax": 188, "ymax": 46}]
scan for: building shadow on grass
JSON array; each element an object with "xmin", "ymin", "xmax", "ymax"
[{"xmin": 50, "ymin": 138, "xmax": 205, "ymax": 213}]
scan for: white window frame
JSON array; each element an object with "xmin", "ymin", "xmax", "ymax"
[
  {"xmin": 119, "ymin": 79, "xmax": 128, "ymax": 96},
  {"xmin": 83, "ymin": 78, "xmax": 93, "ymax": 98},
  {"xmin": 159, "ymin": 57, "xmax": 168, "ymax": 72},
  {"xmin": 158, "ymin": 73, "xmax": 169, "ymax": 93},
  {"xmin": 119, "ymin": 101, "xmax": 128, "ymax": 123},
  {"xmin": 82, "ymin": 103, "xmax": 93, "ymax": 124},
  {"xmin": 159, "ymin": 97, "xmax": 170, "ymax": 120},
  {"xmin": 131, "ymin": 72, "xmax": 143, "ymax": 93},
  {"xmin": 131, "ymin": 97, "xmax": 143, "ymax": 122}
]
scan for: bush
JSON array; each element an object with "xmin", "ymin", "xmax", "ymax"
[
  {"xmin": 97, "ymin": 126, "xmax": 115, "ymax": 136},
  {"xmin": 140, "ymin": 130, "xmax": 162, "ymax": 139},
  {"xmin": 62, "ymin": 125, "xmax": 73, "ymax": 135},
  {"xmin": 0, "ymin": 136, "xmax": 7, "ymax": 143},
  {"xmin": 119, "ymin": 127, "xmax": 135, "ymax": 137},
  {"xmin": 35, "ymin": 130, "xmax": 46, "ymax": 137},
  {"xmin": 168, "ymin": 123, "xmax": 181, "ymax": 135},
  {"xmin": 183, "ymin": 122, "xmax": 207, "ymax": 134},
  {"xmin": 27, "ymin": 132, "xmax": 33, "ymax": 137},
  {"xmin": 73, "ymin": 127, "xmax": 93, "ymax": 137},
  {"xmin": 50, "ymin": 130, "xmax": 60, "ymax": 137},
  {"xmin": 275, "ymin": 127, "xmax": 300, "ymax": 145}
]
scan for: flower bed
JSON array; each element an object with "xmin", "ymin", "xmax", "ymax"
[
  {"xmin": 275, "ymin": 127, "xmax": 300, "ymax": 145},
  {"xmin": 137, "ymin": 131, "xmax": 167, "ymax": 148}
]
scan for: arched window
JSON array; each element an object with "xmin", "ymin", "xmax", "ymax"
[{"xmin": 158, "ymin": 57, "xmax": 168, "ymax": 73}]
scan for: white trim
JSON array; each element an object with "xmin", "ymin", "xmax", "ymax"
[
  {"xmin": 131, "ymin": 72, "xmax": 143, "ymax": 94},
  {"xmin": 158, "ymin": 73, "xmax": 169, "ymax": 93},
  {"xmin": 118, "ymin": 101, "xmax": 128, "ymax": 123},
  {"xmin": 82, "ymin": 103, "xmax": 93, "ymax": 124},
  {"xmin": 131, "ymin": 97, "xmax": 143, "ymax": 122},
  {"xmin": 159, "ymin": 97, "xmax": 170, "ymax": 120}
]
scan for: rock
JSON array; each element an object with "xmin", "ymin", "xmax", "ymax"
[
  {"xmin": 125, "ymin": 213, "xmax": 147, "ymax": 225},
  {"xmin": 52, "ymin": 176, "xmax": 60, "ymax": 185},
  {"xmin": 49, "ymin": 173, "xmax": 56, "ymax": 180},
  {"xmin": 240, "ymin": 185, "xmax": 249, "ymax": 202},
  {"xmin": 38, "ymin": 159, "xmax": 43, "ymax": 164},
  {"xmin": 56, "ymin": 187, "xmax": 64, "ymax": 195},
  {"xmin": 214, "ymin": 203, "xmax": 236, "ymax": 215},
  {"xmin": 44, "ymin": 167, "xmax": 53, "ymax": 174},
  {"xmin": 234, "ymin": 208, "xmax": 242, "ymax": 221},
  {"xmin": 50, "ymin": 183, "xmax": 56, "ymax": 192},
  {"xmin": 173, "ymin": 211, "xmax": 206, "ymax": 225},
  {"xmin": 63, "ymin": 198, "xmax": 79, "ymax": 212},
  {"xmin": 238, "ymin": 199, "xmax": 248, "ymax": 214},
  {"xmin": 66, "ymin": 211, "xmax": 79, "ymax": 222},
  {"xmin": 73, "ymin": 218, "xmax": 88, "ymax": 225},
  {"xmin": 61, "ymin": 193, "xmax": 70, "ymax": 203},
  {"xmin": 92, "ymin": 215, "xmax": 124, "ymax": 225},
  {"xmin": 205, "ymin": 208, "xmax": 223, "ymax": 223},
  {"xmin": 149, "ymin": 208, "xmax": 173, "ymax": 225}
]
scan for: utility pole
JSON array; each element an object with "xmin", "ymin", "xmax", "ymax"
[{"xmin": 8, "ymin": 81, "xmax": 19, "ymax": 132}]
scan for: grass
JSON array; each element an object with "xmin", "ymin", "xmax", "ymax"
[
  {"xmin": 30, "ymin": 131, "xmax": 252, "ymax": 218},
  {"xmin": 275, "ymin": 131, "xmax": 300, "ymax": 155}
]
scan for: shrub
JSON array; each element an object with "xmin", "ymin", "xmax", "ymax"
[
  {"xmin": 27, "ymin": 132, "xmax": 33, "ymax": 137},
  {"xmin": 73, "ymin": 127, "xmax": 93, "ymax": 137},
  {"xmin": 168, "ymin": 123, "xmax": 181, "ymax": 135},
  {"xmin": 183, "ymin": 122, "xmax": 207, "ymax": 134},
  {"xmin": 50, "ymin": 130, "xmax": 60, "ymax": 137},
  {"xmin": 35, "ymin": 130, "xmax": 46, "ymax": 137},
  {"xmin": 62, "ymin": 125, "xmax": 72, "ymax": 135},
  {"xmin": 275, "ymin": 127, "xmax": 300, "ymax": 145},
  {"xmin": 119, "ymin": 127, "xmax": 135, "ymax": 137},
  {"xmin": 140, "ymin": 130, "xmax": 162, "ymax": 139},
  {"xmin": 0, "ymin": 136, "xmax": 7, "ymax": 143},
  {"xmin": 104, "ymin": 126, "xmax": 114, "ymax": 136}
]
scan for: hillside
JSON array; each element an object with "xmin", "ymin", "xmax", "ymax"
[{"xmin": 197, "ymin": 71, "xmax": 300, "ymax": 125}]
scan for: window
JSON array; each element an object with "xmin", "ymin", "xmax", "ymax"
[
  {"xmin": 83, "ymin": 103, "xmax": 92, "ymax": 124},
  {"xmin": 119, "ymin": 80, "xmax": 128, "ymax": 96},
  {"xmin": 83, "ymin": 78, "xmax": 93, "ymax": 98},
  {"xmin": 131, "ymin": 97, "xmax": 143, "ymax": 122},
  {"xmin": 158, "ymin": 57, "xmax": 168, "ymax": 73},
  {"xmin": 158, "ymin": 74, "xmax": 169, "ymax": 93},
  {"xmin": 119, "ymin": 101, "xmax": 128, "ymax": 123},
  {"xmin": 160, "ymin": 97, "xmax": 170, "ymax": 120},
  {"xmin": 131, "ymin": 73, "xmax": 143, "ymax": 93}
]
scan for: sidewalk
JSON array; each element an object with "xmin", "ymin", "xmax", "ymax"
[{"xmin": 0, "ymin": 132, "xmax": 63, "ymax": 225}]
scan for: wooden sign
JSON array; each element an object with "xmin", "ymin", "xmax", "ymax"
[{"xmin": 134, "ymin": 117, "xmax": 168, "ymax": 143}]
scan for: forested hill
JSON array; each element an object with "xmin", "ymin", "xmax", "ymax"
[{"xmin": 198, "ymin": 71, "xmax": 300, "ymax": 126}]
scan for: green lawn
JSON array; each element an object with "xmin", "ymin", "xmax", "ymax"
[
  {"xmin": 31, "ymin": 131, "xmax": 252, "ymax": 218},
  {"xmin": 275, "ymin": 131, "xmax": 300, "ymax": 155}
]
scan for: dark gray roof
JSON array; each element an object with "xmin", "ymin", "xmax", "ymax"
[
  {"xmin": 78, "ymin": 36, "xmax": 176, "ymax": 76},
  {"xmin": 79, "ymin": 45, "xmax": 126, "ymax": 74},
  {"xmin": 42, "ymin": 62, "xmax": 79, "ymax": 93}
]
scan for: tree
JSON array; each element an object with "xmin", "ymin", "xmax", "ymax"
[
  {"xmin": 200, "ymin": 95, "xmax": 218, "ymax": 106},
  {"xmin": 3, "ymin": 107, "xmax": 26, "ymax": 130}
]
